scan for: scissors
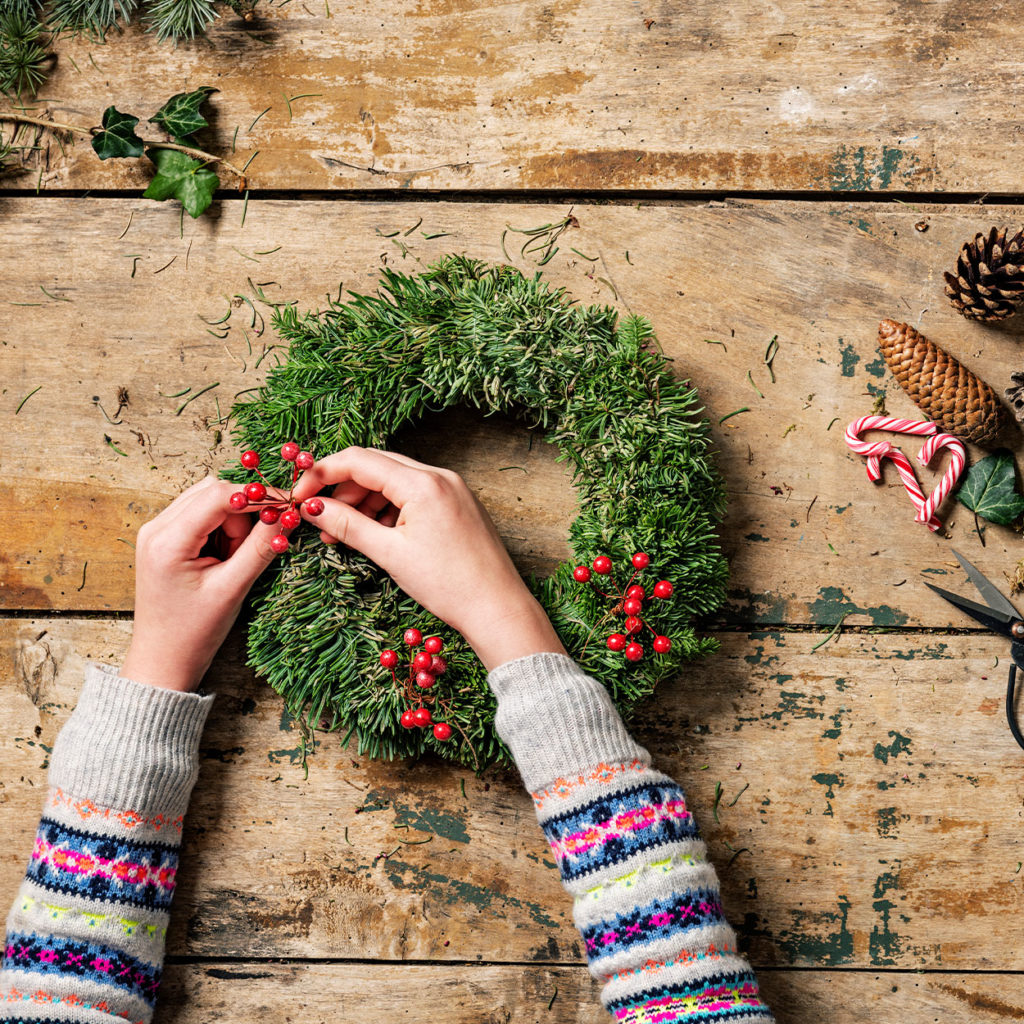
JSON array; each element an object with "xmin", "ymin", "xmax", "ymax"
[{"xmin": 924, "ymin": 549, "xmax": 1024, "ymax": 751}]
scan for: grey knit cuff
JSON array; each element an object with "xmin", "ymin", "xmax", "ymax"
[
  {"xmin": 48, "ymin": 662, "xmax": 215, "ymax": 819},
  {"xmin": 488, "ymin": 652, "xmax": 650, "ymax": 793}
]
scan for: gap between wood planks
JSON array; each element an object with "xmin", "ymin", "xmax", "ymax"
[
  {"xmin": 6, "ymin": 187, "xmax": 1024, "ymax": 206},
  {"xmin": 165, "ymin": 956, "xmax": 1024, "ymax": 977}
]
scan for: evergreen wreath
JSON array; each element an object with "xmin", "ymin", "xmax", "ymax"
[{"xmin": 228, "ymin": 256, "xmax": 729, "ymax": 770}]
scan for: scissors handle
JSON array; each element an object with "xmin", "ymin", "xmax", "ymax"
[{"xmin": 1009, "ymin": 665, "xmax": 1024, "ymax": 752}]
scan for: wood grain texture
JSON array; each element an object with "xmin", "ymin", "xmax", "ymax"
[
  {"xmin": 1, "ymin": 0, "xmax": 1021, "ymax": 193},
  {"xmin": 4, "ymin": 617, "xmax": 1023, "ymax": 972},
  {"xmin": 154, "ymin": 964, "xmax": 1024, "ymax": 1024},
  {"xmin": 3, "ymin": 198, "xmax": 1022, "ymax": 622}
]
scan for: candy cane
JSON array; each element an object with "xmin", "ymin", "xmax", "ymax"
[
  {"xmin": 844, "ymin": 415, "xmax": 962, "ymax": 531},
  {"xmin": 844, "ymin": 416, "xmax": 937, "ymax": 461},
  {"xmin": 915, "ymin": 432, "xmax": 967, "ymax": 528}
]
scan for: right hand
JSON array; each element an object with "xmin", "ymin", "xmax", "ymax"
[{"xmin": 292, "ymin": 448, "xmax": 565, "ymax": 670}]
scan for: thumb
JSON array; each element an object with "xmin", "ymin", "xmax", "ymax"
[
  {"xmin": 303, "ymin": 495, "xmax": 393, "ymax": 562},
  {"xmin": 217, "ymin": 519, "xmax": 286, "ymax": 592}
]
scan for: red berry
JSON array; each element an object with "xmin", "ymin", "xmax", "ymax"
[
  {"xmin": 270, "ymin": 534, "xmax": 289, "ymax": 554},
  {"xmin": 413, "ymin": 707, "xmax": 432, "ymax": 727},
  {"xmin": 632, "ymin": 552, "xmax": 650, "ymax": 569},
  {"xmin": 380, "ymin": 649, "xmax": 399, "ymax": 669},
  {"xmin": 624, "ymin": 615, "xmax": 642, "ymax": 634},
  {"xmin": 623, "ymin": 597, "xmax": 643, "ymax": 616},
  {"xmin": 240, "ymin": 450, "xmax": 260, "ymax": 469},
  {"xmin": 653, "ymin": 580, "xmax": 674, "ymax": 599},
  {"xmin": 259, "ymin": 506, "xmax": 281, "ymax": 525},
  {"xmin": 606, "ymin": 633, "xmax": 627, "ymax": 651},
  {"xmin": 229, "ymin": 491, "xmax": 249, "ymax": 510},
  {"xmin": 573, "ymin": 565, "xmax": 592, "ymax": 583},
  {"xmin": 281, "ymin": 442, "xmax": 300, "ymax": 462},
  {"xmin": 295, "ymin": 451, "xmax": 315, "ymax": 470},
  {"xmin": 303, "ymin": 497, "xmax": 324, "ymax": 517},
  {"xmin": 430, "ymin": 655, "xmax": 448, "ymax": 676},
  {"xmin": 400, "ymin": 709, "xmax": 417, "ymax": 729},
  {"xmin": 624, "ymin": 642, "xmax": 644, "ymax": 662},
  {"xmin": 592, "ymin": 555, "xmax": 612, "ymax": 575},
  {"xmin": 280, "ymin": 508, "xmax": 302, "ymax": 530},
  {"xmin": 244, "ymin": 482, "xmax": 267, "ymax": 503},
  {"xmin": 653, "ymin": 635, "xmax": 672, "ymax": 654},
  {"xmin": 433, "ymin": 722, "xmax": 452, "ymax": 741},
  {"xmin": 415, "ymin": 670, "xmax": 436, "ymax": 689},
  {"xmin": 424, "ymin": 636, "xmax": 443, "ymax": 655},
  {"xmin": 413, "ymin": 651, "xmax": 433, "ymax": 671},
  {"xmin": 626, "ymin": 585, "xmax": 645, "ymax": 600},
  {"xmin": 403, "ymin": 628, "xmax": 423, "ymax": 647}
]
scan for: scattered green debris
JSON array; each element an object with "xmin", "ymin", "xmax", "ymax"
[
  {"xmin": 15, "ymin": 384, "xmax": 41, "ymax": 414},
  {"xmin": 811, "ymin": 612, "xmax": 850, "ymax": 652}
]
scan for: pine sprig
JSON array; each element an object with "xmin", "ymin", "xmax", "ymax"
[
  {"xmin": 0, "ymin": 9, "xmax": 48, "ymax": 96},
  {"xmin": 144, "ymin": 0, "xmax": 217, "ymax": 40},
  {"xmin": 227, "ymin": 257, "xmax": 729, "ymax": 770},
  {"xmin": 49, "ymin": 0, "xmax": 135, "ymax": 40}
]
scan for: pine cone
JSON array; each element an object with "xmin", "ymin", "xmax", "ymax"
[
  {"xmin": 944, "ymin": 226, "xmax": 1024, "ymax": 321},
  {"xmin": 877, "ymin": 319, "xmax": 1009, "ymax": 446},
  {"xmin": 1005, "ymin": 372, "xmax": 1024, "ymax": 425}
]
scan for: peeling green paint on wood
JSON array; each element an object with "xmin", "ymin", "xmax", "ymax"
[{"xmin": 874, "ymin": 731, "xmax": 913, "ymax": 764}]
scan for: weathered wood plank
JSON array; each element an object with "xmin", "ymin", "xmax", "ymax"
[
  {"xmin": 4, "ymin": 618, "xmax": 1023, "ymax": 970},
  {"xmin": 3, "ymin": 199, "xmax": 1022, "ymax": 623},
  {"xmin": 2, "ymin": 1, "xmax": 1022, "ymax": 193},
  {"xmin": 155, "ymin": 963, "xmax": 1024, "ymax": 1024}
]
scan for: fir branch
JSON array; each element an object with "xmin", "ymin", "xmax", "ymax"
[
  {"xmin": 48, "ymin": 0, "xmax": 135, "ymax": 40},
  {"xmin": 0, "ymin": 9, "xmax": 49, "ymax": 97},
  {"xmin": 144, "ymin": 0, "xmax": 217, "ymax": 40},
  {"xmin": 0, "ymin": 109, "xmax": 249, "ymax": 181}
]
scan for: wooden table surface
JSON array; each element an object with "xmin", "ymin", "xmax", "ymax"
[{"xmin": 3, "ymin": 4, "xmax": 1024, "ymax": 1021}]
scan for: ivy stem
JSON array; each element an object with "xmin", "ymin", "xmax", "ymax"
[{"xmin": 0, "ymin": 111, "xmax": 249, "ymax": 183}]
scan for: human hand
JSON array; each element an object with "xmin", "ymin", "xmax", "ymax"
[
  {"xmin": 120, "ymin": 476, "xmax": 285, "ymax": 692},
  {"xmin": 292, "ymin": 448, "xmax": 565, "ymax": 670}
]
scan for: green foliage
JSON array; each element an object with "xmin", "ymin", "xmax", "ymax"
[
  {"xmin": 144, "ymin": 0, "xmax": 217, "ymax": 41},
  {"xmin": 49, "ymin": 0, "xmax": 135, "ymax": 40},
  {"xmin": 227, "ymin": 258, "xmax": 730, "ymax": 770},
  {"xmin": 957, "ymin": 450, "xmax": 1024, "ymax": 525},
  {"xmin": 83, "ymin": 88, "xmax": 221, "ymax": 216},
  {"xmin": 0, "ymin": 8, "xmax": 47, "ymax": 96},
  {"xmin": 149, "ymin": 86, "xmax": 215, "ymax": 141},
  {"xmin": 91, "ymin": 105, "xmax": 144, "ymax": 159},
  {"xmin": 142, "ymin": 145, "xmax": 218, "ymax": 217},
  {"xmin": 0, "ymin": 0, "xmax": 259, "ymax": 99}
]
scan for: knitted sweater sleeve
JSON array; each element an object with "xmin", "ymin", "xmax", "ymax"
[
  {"xmin": 1, "ymin": 663, "xmax": 213, "ymax": 1024},
  {"xmin": 489, "ymin": 652, "xmax": 774, "ymax": 1024}
]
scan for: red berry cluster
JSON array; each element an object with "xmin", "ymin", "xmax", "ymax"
[
  {"xmin": 229, "ymin": 444, "xmax": 323, "ymax": 554},
  {"xmin": 380, "ymin": 628, "xmax": 454, "ymax": 741},
  {"xmin": 573, "ymin": 552, "xmax": 674, "ymax": 662}
]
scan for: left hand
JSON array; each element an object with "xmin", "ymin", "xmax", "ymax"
[{"xmin": 120, "ymin": 477, "xmax": 284, "ymax": 692}]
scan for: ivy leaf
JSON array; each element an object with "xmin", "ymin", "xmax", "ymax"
[
  {"xmin": 149, "ymin": 86, "xmax": 216, "ymax": 142},
  {"xmin": 143, "ymin": 147, "xmax": 219, "ymax": 218},
  {"xmin": 91, "ymin": 106, "xmax": 145, "ymax": 160},
  {"xmin": 956, "ymin": 450, "xmax": 1024, "ymax": 525}
]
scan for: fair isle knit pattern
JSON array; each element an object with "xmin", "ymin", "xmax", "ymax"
[
  {"xmin": 489, "ymin": 653, "xmax": 775, "ymax": 1024},
  {"xmin": 2, "ymin": 664, "xmax": 213, "ymax": 1024}
]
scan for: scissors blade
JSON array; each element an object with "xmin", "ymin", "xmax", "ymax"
[
  {"xmin": 924, "ymin": 581, "xmax": 1017, "ymax": 635},
  {"xmin": 951, "ymin": 548, "xmax": 1021, "ymax": 620}
]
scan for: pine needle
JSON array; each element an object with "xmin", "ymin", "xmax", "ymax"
[{"xmin": 14, "ymin": 384, "xmax": 41, "ymax": 413}]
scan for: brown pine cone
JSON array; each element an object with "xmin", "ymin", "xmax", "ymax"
[
  {"xmin": 877, "ymin": 319, "xmax": 1010, "ymax": 446},
  {"xmin": 1006, "ymin": 372, "xmax": 1024, "ymax": 425},
  {"xmin": 944, "ymin": 226, "xmax": 1024, "ymax": 321}
]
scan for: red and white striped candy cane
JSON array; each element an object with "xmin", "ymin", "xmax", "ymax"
[
  {"xmin": 844, "ymin": 415, "xmax": 952, "ymax": 531},
  {"xmin": 915, "ymin": 432, "xmax": 967, "ymax": 528},
  {"xmin": 844, "ymin": 416, "xmax": 936, "ymax": 463}
]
